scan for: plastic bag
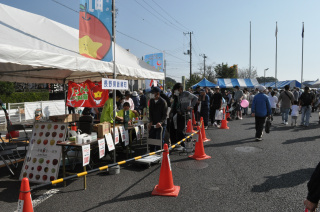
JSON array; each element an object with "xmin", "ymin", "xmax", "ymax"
[{"xmin": 215, "ymin": 110, "xmax": 223, "ymax": 120}]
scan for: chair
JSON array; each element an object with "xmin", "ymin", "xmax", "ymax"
[
  {"xmin": 7, "ymin": 124, "xmax": 30, "ymax": 155},
  {"xmin": 0, "ymin": 135, "xmax": 21, "ymax": 176}
]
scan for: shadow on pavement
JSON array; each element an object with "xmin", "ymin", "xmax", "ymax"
[
  {"xmin": 82, "ymin": 165, "xmax": 160, "ymax": 212},
  {"xmin": 0, "ymin": 180, "xmax": 21, "ymax": 203},
  {"xmin": 283, "ymin": 135, "xmax": 320, "ymax": 145},
  {"xmin": 251, "ymin": 168, "xmax": 314, "ymax": 193},
  {"xmin": 206, "ymin": 137, "xmax": 255, "ymax": 148}
]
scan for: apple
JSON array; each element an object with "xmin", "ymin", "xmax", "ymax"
[
  {"xmin": 37, "ymin": 139, "xmax": 41, "ymax": 144},
  {"xmin": 44, "ymin": 167, "xmax": 49, "ymax": 172},
  {"xmin": 35, "ymin": 124, "xmax": 39, "ymax": 129},
  {"xmin": 31, "ymin": 167, "xmax": 34, "ymax": 171},
  {"xmin": 47, "ymin": 124, "xmax": 52, "ymax": 129},
  {"xmin": 42, "ymin": 175, "xmax": 48, "ymax": 181},
  {"xmin": 46, "ymin": 160, "xmax": 50, "ymax": 164},
  {"xmin": 60, "ymin": 125, "xmax": 65, "ymax": 130},
  {"xmin": 25, "ymin": 165, "xmax": 29, "ymax": 170},
  {"xmin": 35, "ymin": 175, "xmax": 40, "ymax": 180},
  {"xmin": 50, "ymin": 140, "xmax": 55, "ymax": 145},
  {"xmin": 37, "ymin": 166, "xmax": 42, "ymax": 171},
  {"xmin": 38, "ymin": 158, "xmax": 44, "ymax": 164},
  {"xmin": 39, "ymin": 132, "xmax": 43, "ymax": 137},
  {"xmin": 54, "ymin": 125, "xmax": 59, "ymax": 130},
  {"xmin": 45, "ymin": 132, "xmax": 50, "ymax": 137},
  {"xmin": 59, "ymin": 133, "xmax": 64, "ymax": 138},
  {"xmin": 29, "ymin": 173, "xmax": 33, "ymax": 179},
  {"xmin": 51, "ymin": 168, "xmax": 56, "ymax": 173},
  {"xmin": 32, "ymin": 158, "xmax": 37, "ymax": 163},
  {"xmin": 52, "ymin": 159, "xmax": 58, "ymax": 165},
  {"xmin": 43, "ymin": 139, "xmax": 48, "ymax": 145},
  {"xmin": 52, "ymin": 132, "xmax": 57, "ymax": 137},
  {"xmin": 41, "ymin": 125, "xmax": 45, "ymax": 129},
  {"xmin": 50, "ymin": 176, "xmax": 55, "ymax": 181}
]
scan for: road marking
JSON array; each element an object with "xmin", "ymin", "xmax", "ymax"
[{"xmin": 14, "ymin": 189, "xmax": 59, "ymax": 211}]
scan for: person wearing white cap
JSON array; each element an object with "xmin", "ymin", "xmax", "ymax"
[{"xmin": 251, "ymin": 85, "xmax": 272, "ymax": 141}]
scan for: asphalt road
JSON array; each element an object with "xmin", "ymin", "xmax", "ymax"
[{"xmin": 1, "ymin": 112, "xmax": 320, "ymax": 212}]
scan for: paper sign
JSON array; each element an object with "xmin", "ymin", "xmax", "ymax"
[
  {"xmin": 124, "ymin": 130, "xmax": 129, "ymax": 146},
  {"xmin": 119, "ymin": 125, "xmax": 124, "ymax": 140},
  {"xmin": 105, "ymin": 133, "xmax": 115, "ymax": 151},
  {"xmin": 19, "ymin": 122, "xmax": 65, "ymax": 183},
  {"xmin": 134, "ymin": 126, "xmax": 140, "ymax": 140},
  {"xmin": 112, "ymin": 127, "xmax": 119, "ymax": 145},
  {"xmin": 82, "ymin": 144, "xmax": 90, "ymax": 166},
  {"xmin": 98, "ymin": 139, "xmax": 105, "ymax": 159},
  {"xmin": 102, "ymin": 78, "xmax": 128, "ymax": 90}
]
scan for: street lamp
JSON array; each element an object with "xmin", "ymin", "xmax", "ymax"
[{"xmin": 264, "ymin": 68, "xmax": 269, "ymax": 85}]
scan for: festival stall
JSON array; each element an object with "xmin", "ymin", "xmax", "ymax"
[
  {"xmin": 217, "ymin": 78, "xmax": 259, "ymax": 88},
  {"xmin": 264, "ymin": 80, "xmax": 301, "ymax": 89},
  {"xmin": 191, "ymin": 78, "xmax": 217, "ymax": 89}
]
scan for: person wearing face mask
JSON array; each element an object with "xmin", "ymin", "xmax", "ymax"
[
  {"xmin": 148, "ymin": 87, "xmax": 168, "ymax": 150},
  {"xmin": 170, "ymin": 83, "xmax": 198, "ymax": 146}
]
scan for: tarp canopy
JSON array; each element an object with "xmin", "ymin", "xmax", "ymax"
[
  {"xmin": 264, "ymin": 80, "xmax": 301, "ymax": 89},
  {"xmin": 0, "ymin": 3, "xmax": 164, "ymax": 84},
  {"xmin": 217, "ymin": 78, "xmax": 259, "ymax": 88},
  {"xmin": 303, "ymin": 80, "xmax": 320, "ymax": 87},
  {"xmin": 191, "ymin": 78, "xmax": 217, "ymax": 89}
]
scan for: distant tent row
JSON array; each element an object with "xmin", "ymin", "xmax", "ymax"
[
  {"xmin": 191, "ymin": 78, "xmax": 260, "ymax": 89},
  {"xmin": 263, "ymin": 80, "xmax": 301, "ymax": 89}
]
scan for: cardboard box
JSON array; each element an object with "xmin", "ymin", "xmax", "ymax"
[
  {"xmin": 49, "ymin": 114, "xmax": 73, "ymax": 123},
  {"xmin": 93, "ymin": 122, "xmax": 111, "ymax": 138},
  {"xmin": 72, "ymin": 114, "xmax": 80, "ymax": 122}
]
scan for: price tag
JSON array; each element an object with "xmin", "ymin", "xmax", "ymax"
[
  {"xmin": 82, "ymin": 144, "xmax": 90, "ymax": 166},
  {"xmin": 134, "ymin": 126, "xmax": 140, "ymax": 140},
  {"xmin": 105, "ymin": 133, "xmax": 115, "ymax": 151},
  {"xmin": 98, "ymin": 139, "xmax": 105, "ymax": 159}
]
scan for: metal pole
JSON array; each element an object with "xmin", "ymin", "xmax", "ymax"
[
  {"xmin": 112, "ymin": 0, "xmax": 117, "ymax": 164},
  {"xmin": 301, "ymin": 22, "xmax": 304, "ymax": 88},
  {"xmin": 190, "ymin": 32, "xmax": 192, "ymax": 80},
  {"xmin": 275, "ymin": 22, "xmax": 278, "ymax": 88},
  {"xmin": 249, "ymin": 21, "xmax": 251, "ymax": 73}
]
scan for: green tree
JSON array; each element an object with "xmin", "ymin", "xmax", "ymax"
[
  {"xmin": 165, "ymin": 77, "xmax": 176, "ymax": 90},
  {"xmin": 0, "ymin": 81, "xmax": 15, "ymax": 95},
  {"xmin": 214, "ymin": 64, "xmax": 238, "ymax": 78},
  {"xmin": 185, "ymin": 73, "xmax": 202, "ymax": 90},
  {"xmin": 256, "ymin": 76, "xmax": 278, "ymax": 85}
]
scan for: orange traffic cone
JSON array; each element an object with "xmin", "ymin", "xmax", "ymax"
[
  {"xmin": 152, "ymin": 144, "xmax": 180, "ymax": 197},
  {"xmin": 189, "ymin": 129, "xmax": 211, "ymax": 160},
  {"xmin": 186, "ymin": 119, "xmax": 196, "ymax": 133},
  {"xmin": 17, "ymin": 178, "xmax": 33, "ymax": 212},
  {"xmin": 226, "ymin": 106, "xmax": 231, "ymax": 121},
  {"xmin": 200, "ymin": 119, "xmax": 211, "ymax": 142},
  {"xmin": 192, "ymin": 110, "xmax": 197, "ymax": 127},
  {"xmin": 220, "ymin": 108, "xmax": 229, "ymax": 129}
]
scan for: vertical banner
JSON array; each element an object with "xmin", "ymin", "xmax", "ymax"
[
  {"xmin": 144, "ymin": 53, "xmax": 164, "ymax": 90},
  {"xmin": 98, "ymin": 138, "xmax": 105, "ymax": 158},
  {"xmin": 67, "ymin": 80, "xmax": 109, "ymax": 107},
  {"xmin": 79, "ymin": 0, "xmax": 113, "ymax": 61},
  {"xmin": 82, "ymin": 144, "xmax": 91, "ymax": 166}
]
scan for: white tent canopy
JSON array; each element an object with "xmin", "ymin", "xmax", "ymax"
[{"xmin": 0, "ymin": 3, "xmax": 164, "ymax": 84}]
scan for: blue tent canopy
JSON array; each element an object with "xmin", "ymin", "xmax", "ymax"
[
  {"xmin": 191, "ymin": 78, "xmax": 217, "ymax": 89},
  {"xmin": 217, "ymin": 78, "xmax": 259, "ymax": 88},
  {"xmin": 264, "ymin": 80, "xmax": 301, "ymax": 89}
]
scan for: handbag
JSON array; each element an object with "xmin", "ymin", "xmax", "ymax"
[
  {"xmin": 215, "ymin": 109, "xmax": 223, "ymax": 120},
  {"xmin": 265, "ymin": 118, "xmax": 271, "ymax": 133}
]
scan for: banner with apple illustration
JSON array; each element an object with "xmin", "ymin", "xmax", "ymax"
[
  {"xmin": 144, "ymin": 53, "xmax": 164, "ymax": 90},
  {"xmin": 67, "ymin": 80, "xmax": 109, "ymax": 108},
  {"xmin": 79, "ymin": 0, "xmax": 113, "ymax": 62}
]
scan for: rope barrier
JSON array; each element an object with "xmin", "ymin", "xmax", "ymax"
[{"xmin": 30, "ymin": 124, "xmax": 202, "ymax": 191}]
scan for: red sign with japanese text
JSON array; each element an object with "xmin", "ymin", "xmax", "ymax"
[{"xmin": 66, "ymin": 80, "xmax": 109, "ymax": 108}]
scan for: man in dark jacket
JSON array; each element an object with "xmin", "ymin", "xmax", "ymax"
[
  {"xmin": 251, "ymin": 85, "xmax": 271, "ymax": 141},
  {"xmin": 148, "ymin": 87, "xmax": 168, "ymax": 149},
  {"xmin": 304, "ymin": 161, "xmax": 320, "ymax": 211}
]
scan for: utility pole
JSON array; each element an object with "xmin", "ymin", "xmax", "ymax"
[
  {"xmin": 199, "ymin": 54, "xmax": 207, "ymax": 78},
  {"xmin": 184, "ymin": 32, "xmax": 193, "ymax": 80}
]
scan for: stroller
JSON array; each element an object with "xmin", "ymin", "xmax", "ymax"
[{"xmin": 227, "ymin": 101, "xmax": 239, "ymax": 120}]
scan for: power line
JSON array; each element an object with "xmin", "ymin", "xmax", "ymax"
[
  {"xmin": 141, "ymin": 0, "xmax": 186, "ymax": 32},
  {"xmin": 134, "ymin": 0, "xmax": 184, "ymax": 33},
  {"xmin": 51, "ymin": 0, "xmax": 79, "ymax": 13},
  {"xmin": 151, "ymin": 0, "xmax": 190, "ymax": 32}
]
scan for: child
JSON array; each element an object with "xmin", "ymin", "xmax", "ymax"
[{"xmin": 291, "ymin": 100, "xmax": 299, "ymax": 126}]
